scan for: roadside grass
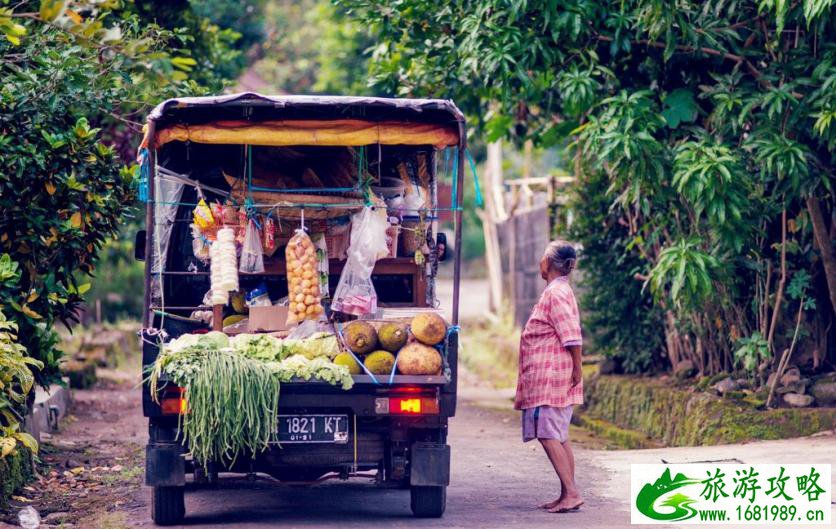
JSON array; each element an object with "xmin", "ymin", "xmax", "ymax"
[{"xmin": 460, "ymin": 311, "xmax": 520, "ymax": 389}]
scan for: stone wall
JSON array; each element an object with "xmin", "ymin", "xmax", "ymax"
[{"xmin": 582, "ymin": 373, "xmax": 836, "ymax": 446}]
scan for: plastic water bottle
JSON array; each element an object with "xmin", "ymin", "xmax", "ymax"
[{"xmin": 18, "ymin": 506, "xmax": 40, "ymax": 529}]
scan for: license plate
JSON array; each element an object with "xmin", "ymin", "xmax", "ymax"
[{"xmin": 277, "ymin": 414, "xmax": 349, "ymax": 444}]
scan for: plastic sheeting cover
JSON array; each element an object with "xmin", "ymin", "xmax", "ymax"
[{"xmin": 150, "ymin": 176, "xmax": 185, "ymax": 302}]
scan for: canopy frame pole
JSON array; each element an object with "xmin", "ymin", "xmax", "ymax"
[{"xmin": 142, "ymin": 119, "xmax": 157, "ymax": 328}]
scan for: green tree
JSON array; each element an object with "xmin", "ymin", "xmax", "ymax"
[
  {"xmin": 0, "ymin": 0, "xmax": 242, "ymax": 384},
  {"xmin": 344, "ymin": 0, "xmax": 836, "ymax": 377},
  {"xmin": 253, "ymin": 0, "xmax": 375, "ymax": 95}
]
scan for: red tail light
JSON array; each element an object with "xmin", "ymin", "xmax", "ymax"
[
  {"xmin": 160, "ymin": 386, "xmax": 187, "ymax": 415},
  {"xmin": 387, "ymin": 397, "xmax": 439, "ymax": 415}
]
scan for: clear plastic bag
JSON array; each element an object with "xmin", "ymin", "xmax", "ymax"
[
  {"xmin": 239, "ymin": 219, "xmax": 265, "ymax": 273},
  {"xmin": 331, "ymin": 207, "xmax": 390, "ymax": 316},
  {"xmin": 286, "ymin": 229, "xmax": 324, "ymax": 325},
  {"xmin": 314, "ymin": 234, "xmax": 329, "ymax": 302}
]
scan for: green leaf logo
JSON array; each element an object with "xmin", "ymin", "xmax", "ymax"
[{"xmin": 636, "ymin": 468, "xmax": 701, "ymax": 521}]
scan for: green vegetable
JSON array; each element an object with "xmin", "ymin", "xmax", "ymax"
[
  {"xmin": 148, "ymin": 331, "xmax": 353, "ymax": 469},
  {"xmin": 159, "ymin": 348, "xmax": 280, "ymax": 469},
  {"xmin": 272, "ymin": 355, "xmax": 354, "ymax": 390},
  {"xmin": 231, "ymin": 333, "xmax": 284, "ymax": 361},
  {"xmin": 201, "ymin": 331, "xmax": 230, "ymax": 349},
  {"xmin": 281, "ymin": 332, "xmax": 340, "ymax": 360}
]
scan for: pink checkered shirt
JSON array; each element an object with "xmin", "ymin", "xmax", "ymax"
[{"xmin": 514, "ymin": 276, "xmax": 583, "ymax": 410}]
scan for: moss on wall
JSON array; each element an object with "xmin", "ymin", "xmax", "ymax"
[
  {"xmin": 583, "ymin": 373, "xmax": 836, "ymax": 446},
  {"xmin": 0, "ymin": 448, "xmax": 33, "ymax": 508},
  {"xmin": 573, "ymin": 414, "xmax": 662, "ymax": 449}
]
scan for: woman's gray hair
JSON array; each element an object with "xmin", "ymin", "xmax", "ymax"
[{"xmin": 544, "ymin": 240, "xmax": 577, "ymax": 273}]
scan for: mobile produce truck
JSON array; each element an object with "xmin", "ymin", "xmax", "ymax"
[{"xmin": 135, "ymin": 94, "xmax": 466, "ymax": 525}]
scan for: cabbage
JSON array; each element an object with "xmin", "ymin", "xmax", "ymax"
[
  {"xmin": 201, "ymin": 331, "xmax": 230, "ymax": 350},
  {"xmin": 281, "ymin": 332, "xmax": 340, "ymax": 360},
  {"xmin": 231, "ymin": 333, "xmax": 284, "ymax": 361},
  {"xmin": 165, "ymin": 333, "xmax": 202, "ymax": 353},
  {"xmin": 272, "ymin": 354, "xmax": 353, "ymax": 390}
]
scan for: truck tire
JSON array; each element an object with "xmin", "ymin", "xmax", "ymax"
[
  {"xmin": 152, "ymin": 486, "xmax": 185, "ymax": 525},
  {"xmin": 410, "ymin": 485, "xmax": 446, "ymax": 518}
]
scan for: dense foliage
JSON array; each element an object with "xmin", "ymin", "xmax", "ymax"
[
  {"xmin": 0, "ymin": 0, "xmax": 249, "ymax": 385},
  {"xmin": 252, "ymin": 0, "xmax": 375, "ymax": 95},
  {"xmin": 0, "ymin": 307, "xmax": 41, "ymax": 458},
  {"xmin": 344, "ymin": 0, "xmax": 836, "ymax": 380}
]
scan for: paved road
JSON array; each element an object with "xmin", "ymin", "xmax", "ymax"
[
  {"xmin": 128, "ymin": 397, "xmax": 616, "ymax": 529},
  {"xmin": 24, "ymin": 362, "xmax": 835, "ymax": 529},
  {"xmin": 435, "ymin": 278, "xmax": 490, "ymax": 321}
]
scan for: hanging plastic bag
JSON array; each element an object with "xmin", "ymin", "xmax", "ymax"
[
  {"xmin": 262, "ymin": 215, "xmax": 277, "ymax": 255},
  {"xmin": 331, "ymin": 207, "xmax": 390, "ymax": 316},
  {"xmin": 313, "ymin": 233, "xmax": 330, "ymax": 302},
  {"xmin": 286, "ymin": 229, "xmax": 324, "ymax": 325},
  {"xmin": 190, "ymin": 223, "xmax": 210, "ymax": 262},
  {"xmin": 235, "ymin": 207, "xmax": 248, "ymax": 245},
  {"xmin": 193, "ymin": 198, "xmax": 214, "ymax": 230},
  {"xmin": 240, "ymin": 219, "xmax": 265, "ymax": 273}
]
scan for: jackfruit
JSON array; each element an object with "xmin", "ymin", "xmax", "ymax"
[
  {"xmin": 410, "ymin": 313, "xmax": 447, "ymax": 345},
  {"xmin": 396, "ymin": 342, "xmax": 443, "ymax": 375},
  {"xmin": 378, "ymin": 322, "xmax": 408, "ymax": 352},
  {"xmin": 333, "ymin": 352, "xmax": 362, "ymax": 375},
  {"xmin": 364, "ymin": 350, "xmax": 395, "ymax": 375},
  {"xmin": 343, "ymin": 321, "xmax": 378, "ymax": 354}
]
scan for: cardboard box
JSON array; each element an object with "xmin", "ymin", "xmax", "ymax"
[{"xmin": 248, "ymin": 305, "xmax": 289, "ymax": 332}]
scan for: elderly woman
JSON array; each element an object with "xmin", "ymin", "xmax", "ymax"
[{"xmin": 514, "ymin": 240, "xmax": 583, "ymax": 513}]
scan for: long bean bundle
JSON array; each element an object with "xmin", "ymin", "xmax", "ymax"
[
  {"xmin": 149, "ymin": 332, "xmax": 353, "ymax": 470},
  {"xmin": 176, "ymin": 349, "xmax": 281, "ymax": 468}
]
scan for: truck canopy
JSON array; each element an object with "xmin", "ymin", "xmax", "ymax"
[
  {"xmin": 142, "ymin": 93, "xmax": 464, "ymax": 149},
  {"xmin": 140, "ymin": 93, "xmax": 467, "ymax": 335}
]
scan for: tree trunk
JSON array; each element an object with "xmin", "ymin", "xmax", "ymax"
[
  {"xmin": 767, "ymin": 209, "xmax": 787, "ymax": 352},
  {"xmin": 807, "ymin": 197, "xmax": 836, "ymax": 316}
]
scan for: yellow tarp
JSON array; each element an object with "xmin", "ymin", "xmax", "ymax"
[{"xmin": 153, "ymin": 119, "xmax": 459, "ymax": 148}]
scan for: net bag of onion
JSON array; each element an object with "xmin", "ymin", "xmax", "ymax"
[{"xmin": 286, "ymin": 229, "xmax": 324, "ymax": 325}]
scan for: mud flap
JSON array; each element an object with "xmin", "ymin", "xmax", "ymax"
[
  {"xmin": 146, "ymin": 443, "xmax": 186, "ymax": 487},
  {"xmin": 409, "ymin": 442, "xmax": 450, "ymax": 486}
]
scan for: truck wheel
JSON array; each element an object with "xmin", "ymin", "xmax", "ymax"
[
  {"xmin": 152, "ymin": 486, "xmax": 185, "ymax": 525},
  {"xmin": 410, "ymin": 485, "xmax": 446, "ymax": 518}
]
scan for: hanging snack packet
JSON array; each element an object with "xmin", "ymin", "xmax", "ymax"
[
  {"xmin": 285, "ymin": 229, "xmax": 323, "ymax": 325},
  {"xmin": 235, "ymin": 207, "xmax": 248, "ymax": 245},
  {"xmin": 190, "ymin": 223, "xmax": 210, "ymax": 262},
  {"xmin": 193, "ymin": 199, "xmax": 214, "ymax": 230},
  {"xmin": 262, "ymin": 215, "xmax": 277, "ymax": 256},
  {"xmin": 239, "ymin": 219, "xmax": 265, "ymax": 273},
  {"xmin": 222, "ymin": 202, "xmax": 238, "ymax": 225}
]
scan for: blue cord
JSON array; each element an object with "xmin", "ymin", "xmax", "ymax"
[
  {"xmin": 450, "ymin": 149, "xmax": 459, "ymax": 212},
  {"xmin": 465, "ymin": 149, "xmax": 484, "ymax": 208},
  {"xmin": 136, "ymin": 148, "xmax": 149, "ymax": 202},
  {"xmin": 388, "ymin": 352, "xmax": 400, "ymax": 384},
  {"xmin": 336, "ymin": 322, "xmax": 380, "ymax": 384}
]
